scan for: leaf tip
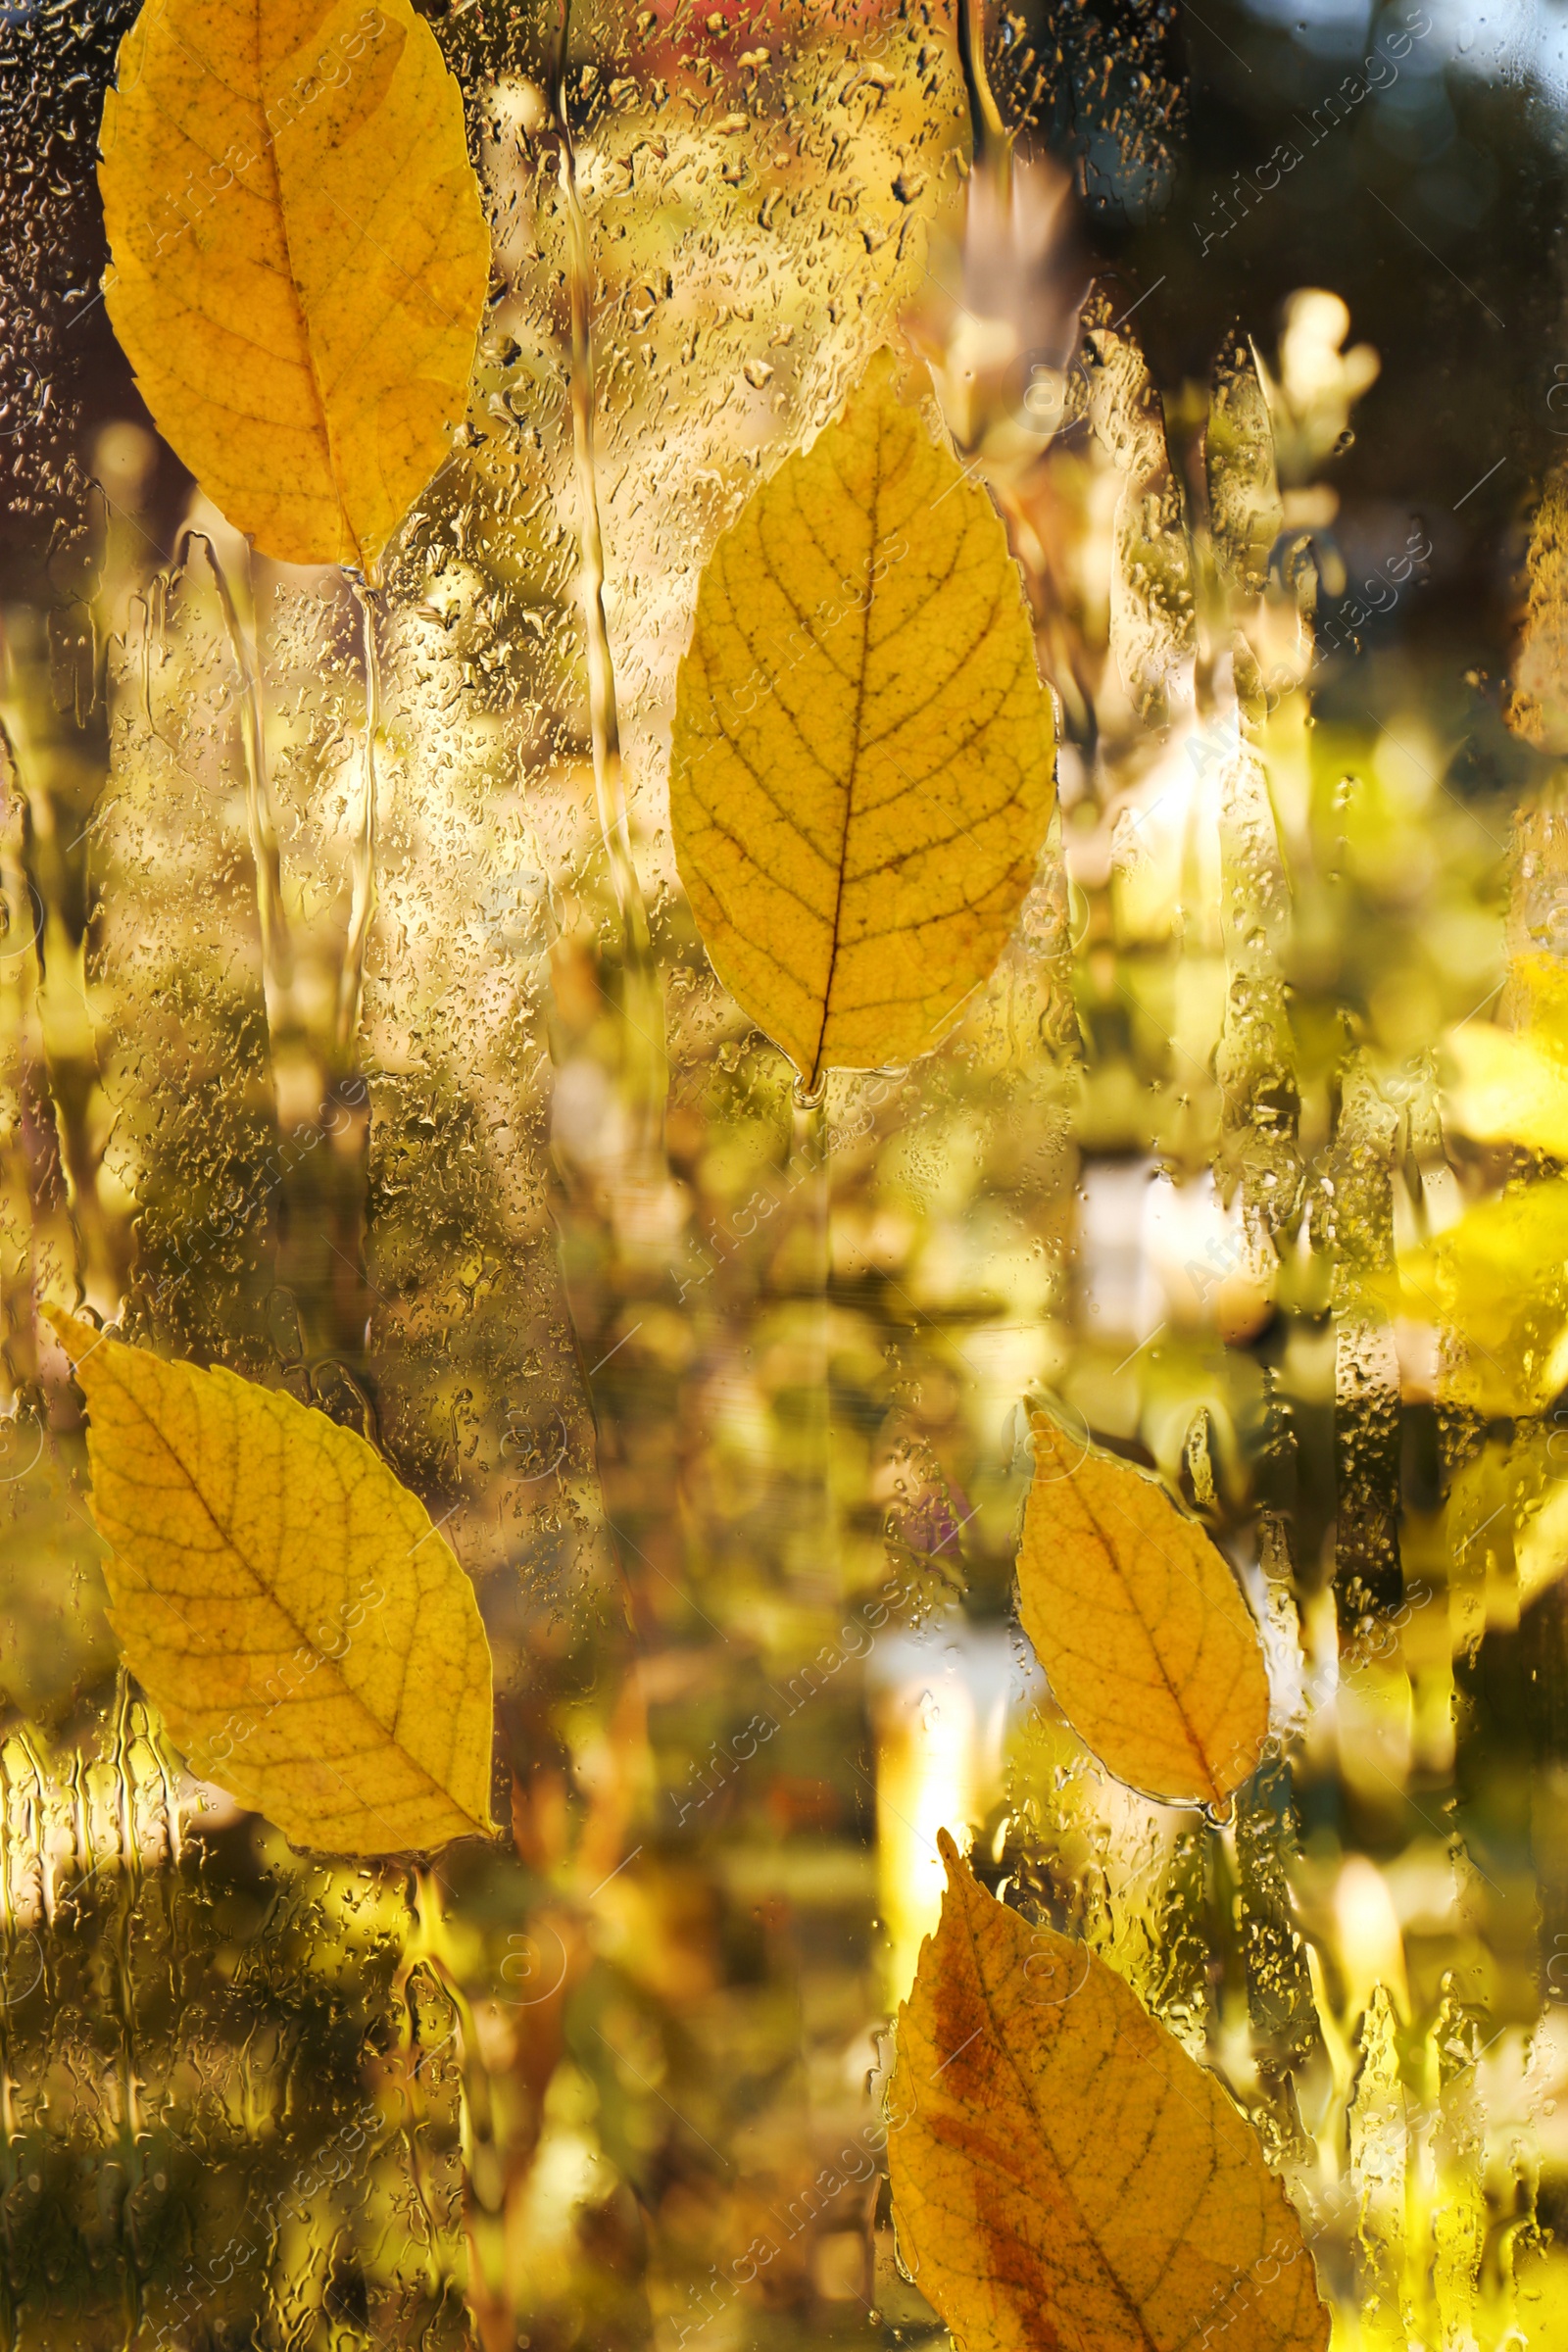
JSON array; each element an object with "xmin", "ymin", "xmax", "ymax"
[
  {"xmin": 855, "ymin": 341, "xmax": 934, "ymax": 423},
  {"xmin": 41, "ymin": 1302, "xmax": 109, "ymax": 1369}
]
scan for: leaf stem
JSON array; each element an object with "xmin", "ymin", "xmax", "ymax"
[
  {"xmin": 957, "ymin": 0, "xmax": 1011, "ymax": 207},
  {"xmin": 553, "ymin": 0, "xmax": 665, "ymax": 1170},
  {"xmin": 336, "ymin": 576, "xmax": 382, "ymax": 1060},
  {"xmin": 0, "ymin": 707, "xmax": 105, "ymax": 1312},
  {"xmin": 183, "ymin": 533, "xmax": 296, "ymax": 1044},
  {"xmin": 791, "ymin": 1076, "xmax": 837, "ymax": 1595},
  {"xmin": 406, "ymin": 1868, "xmax": 515, "ymax": 2350}
]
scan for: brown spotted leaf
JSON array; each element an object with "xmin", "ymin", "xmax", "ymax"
[{"xmin": 887, "ymin": 1837, "xmax": 1329, "ymax": 2352}]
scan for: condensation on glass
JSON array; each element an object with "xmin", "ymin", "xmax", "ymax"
[{"xmin": 0, "ymin": 0, "xmax": 1562, "ymax": 2346}]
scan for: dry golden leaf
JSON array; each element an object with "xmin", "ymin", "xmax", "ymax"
[
  {"xmin": 888, "ymin": 1836, "xmax": 1329, "ymax": 2352},
  {"xmin": 99, "ymin": 0, "xmax": 489, "ymax": 572},
  {"xmin": 669, "ymin": 350, "xmax": 1056, "ymax": 1084},
  {"xmin": 1017, "ymin": 1412, "xmax": 1268, "ymax": 1806},
  {"xmin": 47, "ymin": 1308, "xmax": 497, "ymax": 1855}
]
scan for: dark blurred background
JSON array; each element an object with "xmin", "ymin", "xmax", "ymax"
[{"xmin": 1009, "ymin": 0, "xmax": 1566, "ymax": 718}]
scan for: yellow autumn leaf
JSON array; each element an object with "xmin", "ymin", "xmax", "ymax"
[
  {"xmin": 47, "ymin": 1309, "xmax": 497, "ymax": 1856},
  {"xmin": 887, "ymin": 1836, "xmax": 1329, "ymax": 2352},
  {"xmin": 668, "ymin": 350, "xmax": 1056, "ymax": 1085},
  {"xmin": 1017, "ymin": 1411, "xmax": 1268, "ymax": 1806},
  {"xmin": 98, "ymin": 0, "xmax": 489, "ymax": 573}
]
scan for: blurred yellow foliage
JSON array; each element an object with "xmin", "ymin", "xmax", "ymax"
[
  {"xmin": 1508, "ymin": 460, "xmax": 1568, "ymax": 753},
  {"xmin": 1445, "ymin": 1021, "xmax": 1568, "ymax": 1157},
  {"xmin": 1397, "ymin": 1182, "xmax": 1568, "ymax": 1418}
]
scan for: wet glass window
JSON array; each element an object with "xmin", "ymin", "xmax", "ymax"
[{"xmin": 0, "ymin": 0, "xmax": 1564, "ymax": 2344}]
